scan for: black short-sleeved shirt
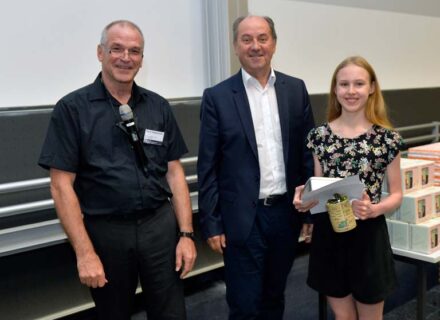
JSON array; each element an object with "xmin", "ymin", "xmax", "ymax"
[{"xmin": 39, "ymin": 74, "xmax": 188, "ymax": 215}]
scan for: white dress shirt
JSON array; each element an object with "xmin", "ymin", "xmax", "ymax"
[{"xmin": 242, "ymin": 68, "xmax": 287, "ymax": 198}]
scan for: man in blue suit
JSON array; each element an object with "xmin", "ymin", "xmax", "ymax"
[{"xmin": 197, "ymin": 15, "xmax": 315, "ymax": 319}]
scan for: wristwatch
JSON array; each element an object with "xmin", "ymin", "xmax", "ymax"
[{"xmin": 178, "ymin": 231, "xmax": 195, "ymax": 240}]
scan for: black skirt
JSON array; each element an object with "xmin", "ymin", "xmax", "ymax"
[{"xmin": 307, "ymin": 213, "xmax": 397, "ymax": 304}]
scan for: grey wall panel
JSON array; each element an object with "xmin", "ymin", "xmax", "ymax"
[
  {"xmin": 169, "ymin": 98, "xmax": 201, "ymax": 158},
  {"xmin": 1, "ymin": 87, "xmax": 439, "ymax": 186},
  {"xmin": 0, "ymin": 109, "xmax": 52, "ymax": 184},
  {"xmin": 310, "ymin": 87, "xmax": 440, "ymax": 127}
]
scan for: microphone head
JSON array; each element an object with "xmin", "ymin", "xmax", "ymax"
[{"xmin": 119, "ymin": 104, "xmax": 134, "ymax": 121}]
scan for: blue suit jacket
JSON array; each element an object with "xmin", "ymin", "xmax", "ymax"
[{"xmin": 197, "ymin": 70, "xmax": 315, "ymax": 245}]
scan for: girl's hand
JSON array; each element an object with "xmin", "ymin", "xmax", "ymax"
[
  {"xmin": 301, "ymin": 223, "xmax": 314, "ymax": 243},
  {"xmin": 351, "ymin": 191, "xmax": 376, "ymax": 220},
  {"xmin": 293, "ymin": 185, "xmax": 319, "ymax": 212}
]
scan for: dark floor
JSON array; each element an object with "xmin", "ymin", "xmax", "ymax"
[
  {"xmin": 66, "ymin": 244, "xmax": 440, "ymax": 320},
  {"xmin": 179, "ymin": 247, "xmax": 440, "ymax": 320},
  {"xmin": 384, "ymin": 285, "xmax": 440, "ymax": 320}
]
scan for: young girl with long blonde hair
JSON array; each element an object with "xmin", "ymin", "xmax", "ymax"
[{"xmin": 295, "ymin": 56, "xmax": 403, "ymax": 320}]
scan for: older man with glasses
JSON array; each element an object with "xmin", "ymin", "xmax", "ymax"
[{"xmin": 39, "ymin": 20, "xmax": 196, "ymax": 320}]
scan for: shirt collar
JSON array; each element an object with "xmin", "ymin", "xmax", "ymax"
[
  {"xmin": 241, "ymin": 68, "xmax": 276, "ymax": 89},
  {"xmin": 91, "ymin": 73, "xmax": 143, "ymax": 105}
]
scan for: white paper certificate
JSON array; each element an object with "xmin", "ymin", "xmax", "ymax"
[{"xmin": 302, "ymin": 175, "xmax": 366, "ymax": 214}]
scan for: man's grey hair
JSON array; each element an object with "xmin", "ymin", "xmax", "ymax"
[
  {"xmin": 232, "ymin": 15, "xmax": 277, "ymax": 43},
  {"xmin": 100, "ymin": 20, "xmax": 144, "ymax": 48}
]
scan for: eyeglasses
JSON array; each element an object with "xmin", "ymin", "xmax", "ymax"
[{"xmin": 104, "ymin": 45, "xmax": 143, "ymax": 59}]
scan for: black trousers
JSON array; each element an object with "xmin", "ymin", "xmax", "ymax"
[{"xmin": 83, "ymin": 202, "xmax": 186, "ymax": 320}]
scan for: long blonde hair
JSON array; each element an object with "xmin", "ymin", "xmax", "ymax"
[{"xmin": 327, "ymin": 56, "xmax": 392, "ymax": 129}]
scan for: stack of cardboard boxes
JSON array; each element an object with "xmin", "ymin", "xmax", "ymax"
[
  {"xmin": 408, "ymin": 142, "xmax": 440, "ymax": 186},
  {"xmin": 386, "ymin": 155, "xmax": 440, "ymax": 254}
]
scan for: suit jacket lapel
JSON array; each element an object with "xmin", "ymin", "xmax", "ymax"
[
  {"xmin": 274, "ymin": 73, "xmax": 290, "ymax": 166},
  {"xmin": 231, "ymin": 73, "xmax": 258, "ymax": 160}
]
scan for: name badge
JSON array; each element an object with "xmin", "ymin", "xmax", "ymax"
[{"xmin": 143, "ymin": 129, "xmax": 164, "ymax": 145}]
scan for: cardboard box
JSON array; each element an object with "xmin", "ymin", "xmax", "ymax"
[
  {"xmin": 387, "ymin": 219, "xmax": 410, "ymax": 249},
  {"xmin": 408, "ymin": 142, "xmax": 440, "ymax": 186},
  {"xmin": 385, "ymin": 207, "xmax": 400, "ymax": 220},
  {"xmin": 400, "ymin": 158, "xmax": 435, "ymax": 192},
  {"xmin": 410, "ymin": 217, "xmax": 440, "ymax": 254},
  {"xmin": 400, "ymin": 188, "xmax": 434, "ymax": 224},
  {"xmin": 433, "ymin": 188, "xmax": 440, "ymax": 217},
  {"xmin": 382, "ymin": 192, "xmax": 400, "ymax": 220},
  {"xmin": 420, "ymin": 164, "xmax": 435, "ymax": 188}
]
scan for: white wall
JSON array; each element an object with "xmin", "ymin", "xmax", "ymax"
[
  {"xmin": 0, "ymin": 0, "xmax": 205, "ymax": 108},
  {"xmin": 249, "ymin": 0, "xmax": 440, "ymax": 93},
  {"xmin": 3, "ymin": 0, "xmax": 440, "ymax": 108}
]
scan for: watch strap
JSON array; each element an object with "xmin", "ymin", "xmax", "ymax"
[{"xmin": 178, "ymin": 231, "xmax": 195, "ymax": 240}]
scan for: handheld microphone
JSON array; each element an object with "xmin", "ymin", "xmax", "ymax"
[
  {"xmin": 119, "ymin": 104, "xmax": 148, "ymax": 174},
  {"xmin": 119, "ymin": 104, "xmax": 140, "ymax": 143}
]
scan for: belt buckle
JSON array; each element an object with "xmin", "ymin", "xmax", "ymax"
[{"xmin": 263, "ymin": 196, "xmax": 273, "ymax": 207}]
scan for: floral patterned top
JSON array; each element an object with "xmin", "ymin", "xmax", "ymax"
[{"xmin": 307, "ymin": 124, "xmax": 404, "ymax": 203}]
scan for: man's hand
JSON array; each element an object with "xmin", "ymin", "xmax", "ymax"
[
  {"xmin": 77, "ymin": 252, "xmax": 108, "ymax": 288},
  {"xmin": 207, "ymin": 234, "xmax": 226, "ymax": 254},
  {"xmin": 175, "ymin": 237, "xmax": 197, "ymax": 279}
]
